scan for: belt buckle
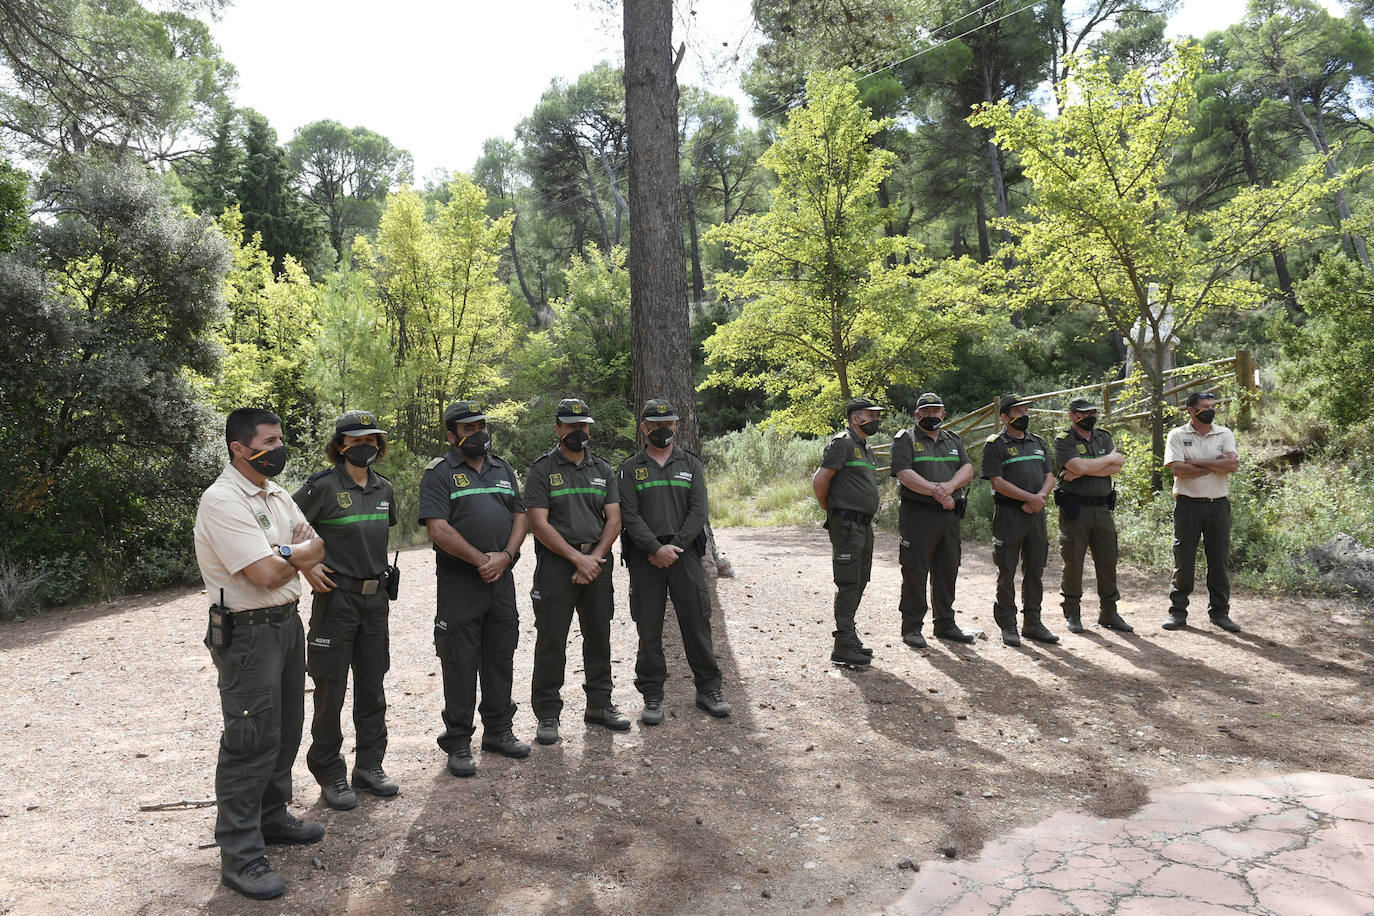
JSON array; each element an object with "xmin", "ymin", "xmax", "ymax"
[{"xmin": 361, "ymin": 579, "xmax": 379, "ymax": 596}]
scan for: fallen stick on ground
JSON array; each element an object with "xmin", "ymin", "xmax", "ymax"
[{"xmin": 138, "ymin": 799, "xmax": 215, "ymax": 811}]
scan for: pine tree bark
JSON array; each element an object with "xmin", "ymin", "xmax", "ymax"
[{"xmin": 623, "ymin": 0, "xmax": 698, "ymax": 451}]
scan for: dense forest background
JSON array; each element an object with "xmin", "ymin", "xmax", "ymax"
[{"xmin": 3, "ymin": 0, "xmax": 1374, "ymax": 612}]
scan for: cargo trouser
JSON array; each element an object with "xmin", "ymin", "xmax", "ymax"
[
  {"xmin": 898, "ymin": 500, "xmax": 961, "ymax": 636},
  {"xmin": 627, "ymin": 546, "xmax": 721, "ymax": 699},
  {"xmin": 828, "ymin": 511, "xmax": 874, "ymax": 642},
  {"xmin": 304, "ymin": 588, "xmax": 390, "ymax": 783},
  {"xmin": 433, "ymin": 562, "xmax": 518, "ymax": 753},
  {"xmin": 1058, "ymin": 504, "xmax": 1120, "ymax": 618},
  {"xmin": 206, "ymin": 609, "xmax": 305, "ymax": 873},
  {"xmin": 531, "ymin": 550, "xmax": 615, "ymax": 720},
  {"xmin": 992, "ymin": 503, "xmax": 1048, "ymax": 630},
  {"xmin": 1169, "ymin": 495, "xmax": 1231, "ymax": 619}
]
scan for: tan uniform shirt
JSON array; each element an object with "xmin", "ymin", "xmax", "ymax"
[
  {"xmin": 1163, "ymin": 421, "xmax": 1237, "ymax": 499},
  {"xmin": 194, "ymin": 463, "xmax": 306, "ymax": 610}
]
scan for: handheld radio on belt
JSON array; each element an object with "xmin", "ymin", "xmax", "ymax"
[
  {"xmin": 208, "ymin": 588, "xmax": 231, "ymax": 648},
  {"xmin": 384, "ymin": 551, "xmax": 400, "ymax": 601}
]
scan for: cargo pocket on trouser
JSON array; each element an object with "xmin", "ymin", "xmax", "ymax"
[
  {"xmin": 433, "ymin": 618, "xmax": 452, "ymax": 661},
  {"xmin": 220, "ymin": 690, "xmax": 273, "ymax": 755},
  {"xmin": 832, "ymin": 521, "xmax": 862, "ymax": 586}
]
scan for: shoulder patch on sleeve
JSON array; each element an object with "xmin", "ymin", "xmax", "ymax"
[
  {"xmin": 425, "ymin": 457, "xmax": 445, "ymax": 470},
  {"xmin": 985, "ymin": 433, "xmax": 999, "ymax": 444},
  {"xmin": 307, "ymin": 468, "xmax": 332, "ymax": 483},
  {"xmin": 894, "ymin": 428, "xmax": 910, "ymax": 440},
  {"xmin": 832, "ymin": 429, "xmax": 848, "ymax": 441}
]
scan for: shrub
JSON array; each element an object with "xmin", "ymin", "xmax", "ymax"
[{"xmin": 0, "ymin": 553, "xmax": 47, "ymax": 620}]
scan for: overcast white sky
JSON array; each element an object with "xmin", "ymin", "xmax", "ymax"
[{"xmin": 208, "ymin": 0, "xmax": 1343, "ymax": 181}]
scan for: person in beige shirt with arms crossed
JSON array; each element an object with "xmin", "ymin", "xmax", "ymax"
[{"xmin": 1162, "ymin": 392, "xmax": 1242, "ymax": 634}]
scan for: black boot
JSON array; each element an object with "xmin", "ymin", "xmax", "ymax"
[
  {"xmin": 1098, "ymin": 609, "xmax": 1135, "ymax": 633},
  {"xmin": 831, "ymin": 632, "xmax": 872, "ymax": 666},
  {"xmin": 994, "ymin": 608, "xmax": 1020, "ymax": 646},
  {"xmin": 1021, "ymin": 611, "xmax": 1059, "ymax": 644}
]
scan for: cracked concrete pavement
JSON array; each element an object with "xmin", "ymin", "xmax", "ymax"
[{"xmin": 891, "ymin": 772, "xmax": 1374, "ymax": 914}]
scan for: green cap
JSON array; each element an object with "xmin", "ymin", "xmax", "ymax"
[
  {"xmin": 914, "ymin": 392, "xmax": 944, "ymax": 409},
  {"xmin": 555, "ymin": 398, "xmax": 595, "ymax": 423},
  {"xmin": 845, "ymin": 396, "xmax": 885, "ymax": 416},
  {"xmin": 999, "ymin": 394, "xmax": 1028, "ymax": 415},
  {"xmin": 335, "ymin": 410, "xmax": 386, "ymax": 437},
  {"xmin": 1067, "ymin": 397, "xmax": 1099, "ymax": 412},
  {"xmin": 641, "ymin": 399, "xmax": 680, "ymax": 421},
  {"xmin": 443, "ymin": 399, "xmax": 488, "ymax": 426}
]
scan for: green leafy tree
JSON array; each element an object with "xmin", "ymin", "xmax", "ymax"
[
  {"xmin": 287, "ymin": 119, "xmax": 412, "ymax": 260},
  {"xmin": 1281, "ymin": 254, "xmax": 1374, "ymax": 428},
  {"xmin": 0, "ymin": 156, "xmax": 27, "ymax": 250},
  {"xmin": 235, "ymin": 110, "xmax": 327, "ymax": 275},
  {"xmin": 969, "ymin": 43, "xmax": 1360, "ymax": 487},
  {"xmin": 183, "ymin": 106, "xmax": 241, "ymax": 217},
  {"xmin": 354, "ymin": 177, "xmax": 518, "ymax": 456},
  {"xmin": 704, "ymin": 69, "xmax": 981, "ymax": 433}
]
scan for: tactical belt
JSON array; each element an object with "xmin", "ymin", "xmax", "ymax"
[
  {"xmin": 1070, "ymin": 493, "xmax": 1113, "ymax": 507},
  {"xmin": 1177, "ymin": 495, "xmax": 1228, "ymax": 503},
  {"xmin": 903, "ymin": 498, "xmax": 946, "ymax": 510},
  {"xmin": 330, "ymin": 572, "xmax": 384, "ymax": 595},
  {"xmin": 830, "ymin": 508, "xmax": 874, "ymax": 525},
  {"xmin": 993, "ymin": 494, "xmax": 1025, "ymax": 507},
  {"xmin": 227, "ymin": 600, "xmax": 299, "ymax": 626}
]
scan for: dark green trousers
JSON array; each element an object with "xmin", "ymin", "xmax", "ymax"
[
  {"xmin": 207, "ymin": 611, "xmax": 305, "ymax": 873},
  {"xmin": 1169, "ymin": 496, "xmax": 1231, "ymax": 618},
  {"xmin": 304, "ymin": 588, "xmax": 390, "ymax": 782},
  {"xmin": 898, "ymin": 500, "xmax": 961, "ymax": 635},
  {"xmin": 433, "ymin": 563, "xmax": 518, "ymax": 753},
  {"xmin": 627, "ymin": 546, "xmax": 721, "ymax": 698},
  {"xmin": 992, "ymin": 504, "xmax": 1048, "ymax": 628},
  {"xmin": 531, "ymin": 551, "xmax": 615, "ymax": 719},
  {"xmin": 827, "ymin": 511, "xmax": 874, "ymax": 640},
  {"xmin": 1058, "ymin": 505, "xmax": 1120, "ymax": 618}
]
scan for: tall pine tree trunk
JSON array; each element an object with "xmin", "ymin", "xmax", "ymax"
[{"xmin": 623, "ymin": 0, "xmax": 697, "ymax": 450}]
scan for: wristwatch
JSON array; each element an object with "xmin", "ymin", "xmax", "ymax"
[{"xmin": 277, "ymin": 544, "xmax": 292, "ymax": 560}]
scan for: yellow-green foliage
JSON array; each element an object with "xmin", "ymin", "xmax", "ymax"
[
  {"xmin": 704, "ymin": 69, "xmax": 984, "ymax": 434},
  {"xmin": 703, "ymin": 424, "xmax": 828, "ymax": 526}
]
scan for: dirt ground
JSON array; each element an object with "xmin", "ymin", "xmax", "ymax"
[{"xmin": 1, "ymin": 525, "xmax": 1372, "ymax": 915}]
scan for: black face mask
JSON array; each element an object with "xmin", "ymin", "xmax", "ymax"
[
  {"xmin": 244, "ymin": 444, "xmax": 288, "ymax": 478},
  {"xmin": 342, "ymin": 443, "xmax": 379, "ymax": 468},
  {"xmin": 1074, "ymin": 415, "xmax": 1097, "ymax": 432},
  {"xmin": 456, "ymin": 429, "xmax": 491, "ymax": 458},
  {"xmin": 562, "ymin": 429, "xmax": 589, "ymax": 453},
  {"xmin": 1195, "ymin": 408, "xmax": 1216, "ymax": 424},
  {"xmin": 917, "ymin": 416, "xmax": 942, "ymax": 431},
  {"xmin": 647, "ymin": 427, "xmax": 674, "ymax": 448},
  {"xmin": 857, "ymin": 419, "xmax": 881, "ymax": 437},
  {"xmin": 1010, "ymin": 415, "xmax": 1030, "ymax": 432}
]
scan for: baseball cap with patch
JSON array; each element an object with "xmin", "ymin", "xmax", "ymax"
[
  {"xmin": 556, "ymin": 398, "xmax": 595, "ymax": 423},
  {"xmin": 845, "ymin": 396, "xmax": 886, "ymax": 415},
  {"xmin": 999, "ymin": 394, "xmax": 1029, "ymax": 415},
  {"xmin": 914, "ymin": 392, "xmax": 944, "ymax": 409},
  {"xmin": 1068, "ymin": 397, "xmax": 1099, "ymax": 412},
  {"xmin": 443, "ymin": 400, "xmax": 488, "ymax": 426},
  {"xmin": 641, "ymin": 399, "xmax": 680, "ymax": 421},
  {"xmin": 335, "ymin": 410, "xmax": 386, "ymax": 436}
]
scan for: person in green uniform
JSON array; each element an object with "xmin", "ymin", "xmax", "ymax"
[
  {"xmin": 291, "ymin": 410, "xmax": 400, "ymax": 811},
  {"xmin": 525, "ymin": 398, "xmax": 627, "ymax": 745},
  {"xmin": 418, "ymin": 400, "xmax": 530, "ymax": 777},
  {"xmin": 619, "ymin": 399, "xmax": 730, "ymax": 723},
  {"xmin": 813, "ymin": 396, "xmax": 885, "ymax": 666},
  {"xmin": 982, "ymin": 395, "xmax": 1058, "ymax": 647},
  {"xmin": 1053, "ymin": 397, "xmax": 1134, "ymax": 635},
  {"xmin": 890, "ymin": 392, "xmax": 976, "ymax": 648}
]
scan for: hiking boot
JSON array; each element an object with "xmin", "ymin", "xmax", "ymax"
[
  {"xmin": 320, "ymin": 775, "xmax": 357, "ymax": 810},
  {"xmin": 1098, "ymin": 611, "xmax": 1135, "ymax": 633},
  {"xmin": 351, "ymin": 766, "xmax": 399, "ymax": 797},
  {"xmin": 221, "ymin": 856, "xmax": 285, "ymax": 900},
  {"xmin": 1000, "ymin": 628, "xmax": 1022, "ymax": 647},
  {"xmin": 933, "ymin": 624, "xmax": 975, "ymax": 644},
  {"xmin": 1210, "ymin": 615, "xmax": 1241, "ymax": 633},
  {"xmin": 1065, "ymin": 615, "xmax": 1085, "ymax": 634},
  {"xmin": 640, "ymin": 697, "xmax": 664, "ymax": 726},
  {"xmin": 482, "ymin": 730, "xmax": 531, "ymax": 758},
  {"xmin": 262, "ymin": 814, "xmax": 324, "ymax": 846},
  {"xmin": 535, "ymin": 718, "xmax": 560, "ymax": 745},
  {"xmin": 903, "ymin": 632, "xmax": 928, "ymax": 649},
  {"xmin": 1161, "ymin": 611, "xmax": 1188, "ymax": 630},
  {"xmin": 855, "ymin": 640, "xmax": 875, "ymax": 657},
  {"xmin": 1022, "ymin": 619, "xmax": 1060, "ymax": 644},
  {"xmin": 447, "ymin": 745, "xmax": 476, "ymax": 777},
  {"xmin": 695, "ymin": 690, "xmax": 732, "ymax": 718},
  {"xmin": 831, "ymin": 643, "xmax": 873, "ymax": 665},
  {"xmin": 584, "ymin": 704, "xmax": 631, "ymax": 731}
]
